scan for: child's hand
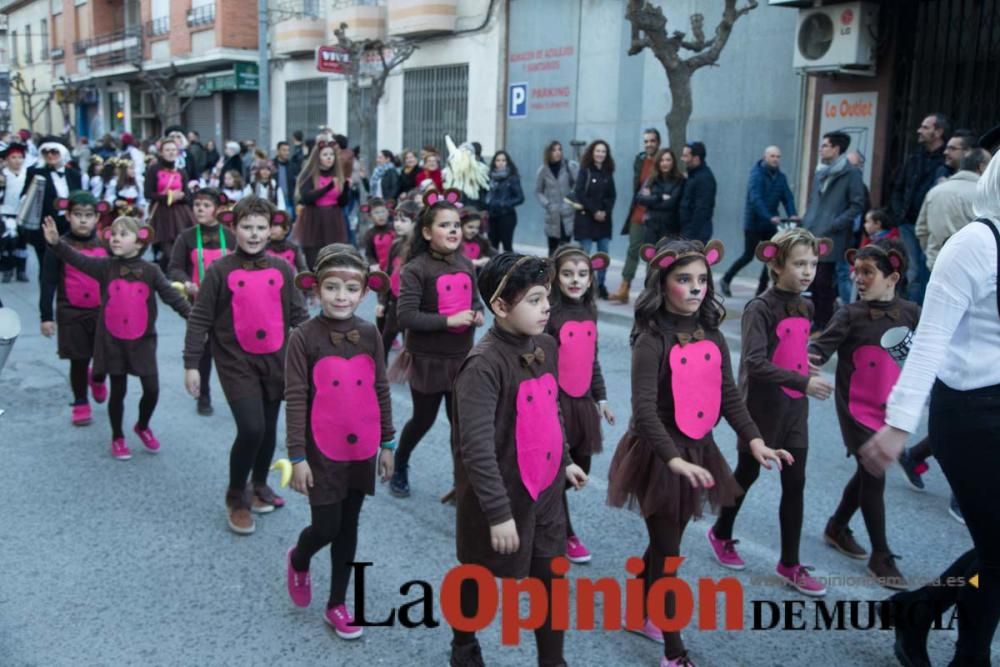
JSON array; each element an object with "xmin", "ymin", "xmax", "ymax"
[
  {"xmin": 473, "ymin": 311, "xmax": 485, "ymax": 327},
  {"xmin": 749, "ymin": 438, "xmax": 794, "ymax": 471},
  {"xmin": 565, "ymin": 463, "xmax": 588, "ymax": 490},
  {"xmin": 808, "ymin": 360, "xmax": 824, "ymax": 377},
  {"xmin": 668, "ymin": 457, "xmax": 715, "ymax": 488},
  {"xmin": 375, "ymin": 304, "xmax": 385, "ymax": 318},
  {"xmin": 808, "ymin": 352, "xmax": 823, "ymax": 366},
  {"xmin": 858, "ymin": 425, "xmax": 909, "ymax": 477},
  {"xmin": 378, "ymin": 448, "xmax": 394, "ymax": 482},
  {"xmin": 806, "ymin": 376, "xmax": 833, "ymax": 400},
  {"xmin": 41, "ymin": 216, "xmax": 60, "ymax": 245},
  {"xmin": 490, "ymin": 518, "xmax": 520, "ymax": 555},
  {"xmin": 598, "ymin": 401, "xmax": 615, "ymax": 425},
  {"xmin": 184, "ymin": 369, "xmax": 201, "ymax": 398},
  {"xmin": 184, "ymin": 281, "xmax": 199, "ymax": 298},
  {"xmin": 40, "ymin": 321, "xmax": 56, "ymax": 337},
  {"xmin": 446, "ymin": 310, "xmax": 476, "ymax": 329},
  {"xmin": 291, "ymin": 461, "xmax": 314, "ymax": 494},
  {"xmin": 474, "ymin": 258, "xmax": 489, "ymax": 268}
]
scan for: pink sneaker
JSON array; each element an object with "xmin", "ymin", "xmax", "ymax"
[
  {"xmin": 706, "ymin": 527, "xmax": 745, "ymax": 570},
  {"xmin": 566, "ymin": 535, "xmax": 592, "ymax": 564},
  {"xmin": 133, "ymin": 424, "xmax": 160, "ymax": 454},
  {"xmin": 775, "ymin": 562, "xmax": 827, "ymax": 597},
  {"xmin": 286, "ymin": 548, "xmax": 311, "ymax": 607},
  {"xmin": 661, "ymin": 654, "xmax": 695, "ymax": 666},
  {"xmin": 71, "ymin": 403, "xmax": 92, "ymax": 426},
  {"xmin": 324, "ymin": 604, "xmax": 363, "ymax": 640},
  {"xmin": 626, "ymin": 616, "xmax": 664, "ymax": 644},
  {"xmin": 111, "ymin": 437, "xmax": 132, "ymax": 460},
  {"xmin": 89, "ymin": 368, "xmax": 107, "ymax": 403}
]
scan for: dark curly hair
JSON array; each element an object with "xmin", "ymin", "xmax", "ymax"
[
  {"xmin": 478, "ymin": 252, "xmax": 553, "ymax": 315},
  {"xmin": 405, "ymin": 199, "xmax": 461, "ymax": 260}
]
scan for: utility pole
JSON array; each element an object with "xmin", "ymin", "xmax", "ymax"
[{"xmin": 258, "ymin": 0, "xmax": 270, "ymax": 152}]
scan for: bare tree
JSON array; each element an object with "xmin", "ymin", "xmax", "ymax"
[
  {"xmin": 129, "ymin": 59, "xmax": 202, "ymax": 134},
  {"xmin": 625, "ymin": 0, "xmax": 759, "ymax": 150},
  {"xmin": 11, "ymin": 73, "xmax": 52, "ymax": 134}
]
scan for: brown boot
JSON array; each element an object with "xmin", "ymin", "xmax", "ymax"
[
  {"xmin": 868, "ymin": 552, "xmax": 908, "ymax": 590},
  {"xmin": 609, "ymin": 280, "xmax": 630, "ymax": 303},
  {"xmin": 823, "ymin": 517, "xmax": 868, "ymax": 560},
  {"xmin": 225, "ymin": 488, "xmax": 256, "ymax": 535}
]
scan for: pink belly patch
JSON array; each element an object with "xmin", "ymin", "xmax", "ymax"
[
  {"xmin": 104, "ymin": 278, "xmax": 150, "ymax": 340},
  {"xmin": 156, "ymin": 169, "xmax": 181, "ymax": 195},
  {"xmin": 515, "ymin": 373, "xmax": 563, "ymax": 500},
  {"xmin": 436, "ymin": 271, "xmax": 473, "ymax": 334},
  {"xmin": 267, "ymin": 248, "xmax": 297, "ymax": 269},
  {"xmin": 557, "ymin": 320, "xmax": 596, "ymax": 397},
  {"xmin": 848, "ymin": 345, "xmax": 901, "ymax": 432},
  {"xmin": 669, "ymin": 340, "xmax": 723, "ymax": 440},
  {"xmin": 64, "ymin": 247, "xmax": 107, "ymax": 308},
  {"xmin": 227, "ymin": 268, "xmax": 285, "ymax": 354},
  {"xmin": 310, "ymin": 355, "xmax": 380, "ymax": 461},
  {"xmin": 772, "ymin": 316, "xmax": 810, "ymax": 399},
  {"xmin": 189, "ymin": 248, "xmax": 223, "ymax": 286},
  {"xmin": 373, "ymin": 231, "xmax": 394, "ymax": 271},
  {"xmin": 462, "ymin": 241, "xmax": 482, "ymax": 261}
]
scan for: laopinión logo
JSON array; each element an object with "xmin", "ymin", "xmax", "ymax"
[{"xmin": 347, "ymin": 558, "xmax": 973, "ymax": 644}]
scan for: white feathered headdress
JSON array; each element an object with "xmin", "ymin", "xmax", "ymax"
[{"xmin": 443, "ymin": 135, "xmax": 489, "ymax": 201}]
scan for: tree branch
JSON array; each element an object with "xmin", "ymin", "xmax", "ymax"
[{"xmin": 685, "ymin": 0, "xmax": 758, "ymax": 70}]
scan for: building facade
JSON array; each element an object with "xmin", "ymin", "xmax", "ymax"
[{"xmin": 3, "ymin": 0, "xmax": 59, "ymax": 133}]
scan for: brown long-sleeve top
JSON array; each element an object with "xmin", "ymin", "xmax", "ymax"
[
  {"xmin": 183, "ymin": 248, "xmax": 308, "ymax": 389},
  {"xmin": 40, "ymin": 231, "xmax": 106, "ymax": 323},
  {"xmin": 453, "ymin": 327, "xmax": 572, "ymax": 528},
  {"xmin": 396, "ymin": 250, "xmax": 483, "ymax": 358},
  {"xmin": 363, "ymin": 226, "xmax": 395, "ymax": 272},
  {"xmin": 546, "ymin": 299, "xmax": 607, "ymax": 401},
  {"xmin": 168, "ymin": 223, "xmax": 236, "ymax": 286},
  {"xmin": 144, "ymin": 162, "xmax": 191, "ymax": 207},
  {"xmin": 628, "ymin": 311, "xmax": 761, "ymax": 463},
  {"xmin": 809, "ymin": 297, "xmax": 921, "ymax": 443},
  {"xmin": 285, "ymin": 314, "xmax": 394, "ymax": 505},
  {"xmin": 266, "ymin": 238, "xmax": 308, "ymax": 274}
]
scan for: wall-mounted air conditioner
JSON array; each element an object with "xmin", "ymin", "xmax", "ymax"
[{"xmin": 793, "ymin": 2, "xmax": 878, "ymax": 74}]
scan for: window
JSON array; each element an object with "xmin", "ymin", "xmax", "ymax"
[
  {"xmin": 52, "ymin": 15, "xmax": 62, "ymax": 48},
  {"xmin": 10, "ymin": 31, "xmax": 17, "ymax": 66},
  {"xmin": 40, "ymin": 19, "xmax": 48, "ymax": 59},
  {"xmin": 403, "ymin": 64, "xmax": 469, "ymax": 157},
  {"xmin": 285, "ymin": 79, "xmax": 327, "ymax": 142},
  {"xmin": 52, "ymin": 0, "xmax": 64, "ymax": 14},
  {"xmin": 24, "ymin": 25, "xmax": 31, "ymax": 64}
]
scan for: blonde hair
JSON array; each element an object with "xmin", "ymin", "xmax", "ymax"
[
  {"xmin": 765, "ymin": 228, "xmax": 822, "ymax": 282},
  {"xmin": 110, "ymin": 216, "xmax": 154, "ymax": 246}
]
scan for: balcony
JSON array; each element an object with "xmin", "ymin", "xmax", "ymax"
[
  {"xmin": 387, "ymin": 0, "xmax": 457, "ymax": 38},
  {"xmin": 73, "ymin": 25, "xmax": 143, "ymax": 69},
  {"xmin": 273, "ymin": 0, "xmax": 326, "ymax": 57},
  {"xmin": 187, "ymin": 3, "xmax": 217, "ymax": 28},
  {"xmin": 329, "ymin": 1, "xmax": 386, "ymax": 42},
  {"xmin": 146, "ymin": 16, "xmax": 169, "ymax": 38}
]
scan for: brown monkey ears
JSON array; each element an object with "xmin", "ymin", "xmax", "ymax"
[
  {"xmin": 295, "ymin": 270, "xmax": 389, "ymax": 295},
  {"xmin": 644, "ymin": 240, "xmax": 725, "ymax": 270}
]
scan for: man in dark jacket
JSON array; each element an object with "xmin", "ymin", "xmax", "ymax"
[
  {"xmin": 186, "ymin": 131, "xmax": 207, "ymax": 178},
  {"xmin": 20, "ymin": 136, "xmax": 83, "ymax": 279},
  {"xmin": 611, "ymin": 128, "xmax": 660, "ymax": 303},
  {"xmin": 890, "ymin": 112, "xmax": 949, "ymax": 304},
  {"xmin": 274, "ymin": 141, "xmax": 300, "ymax": 221},
  {"xmin": 679, "ymin": 141, "xmax": 716, "ymax": 243},
  {"xmin": 804, "ymin": 131, "xmax": 865, "ymax": 329},
  {"xmin": 720, "ymin": 145, "xmax": 798, "ymax": 296}
]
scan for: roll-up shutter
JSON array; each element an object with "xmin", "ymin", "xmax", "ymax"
[
  {"xmin": 225, "ymin": 92, "xmax": 259, "ymax": 145},
  {"xmin": 184, "ymin": 96, "xmax": 216, "ymax": 145}
]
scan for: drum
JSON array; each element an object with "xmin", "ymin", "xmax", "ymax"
[{"xmin": 880, "ymin": 326, "xmax": 913, "ymax": 367}]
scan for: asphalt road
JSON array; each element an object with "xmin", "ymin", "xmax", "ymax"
[{"xmin": 0, "ymin": 256, "xmax": 995, "ymax": 667}]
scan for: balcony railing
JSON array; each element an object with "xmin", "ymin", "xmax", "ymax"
[
  {"xmin": 72, "ymin": 25, "xmax": 143, "ymax": 69},
  {"xmin": 187, "ymin": 3, "xmax": 217, "ymax": 28},
  {"xmin": 146, "ymin": 16, "xmax": 169, "ymax": 37},
  {"xmin": 50, "ymin": 47, "xmax": 64, "ymax": 60}
]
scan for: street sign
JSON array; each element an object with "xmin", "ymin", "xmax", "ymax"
[
  {"xmin": 508, "ymin": 82, "xmax": 527, "ymax": 118},
  {"xmin": 317, "ymin": 45, "xmax": 351, "ymax": 74}
]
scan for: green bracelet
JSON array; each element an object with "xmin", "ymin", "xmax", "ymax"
[{"xmin": 380, "ymin": 440, "xmax": 397, "ymax": 451}]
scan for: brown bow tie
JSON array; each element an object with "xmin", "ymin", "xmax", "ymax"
[
  {"xmin": 430, "ymin": 250, "xmax": 456, "ymax": 264},
  {"xmin": 786, "ymin": 302, "xmax": 810, "ymax": 317},
  {"xmin": 870, "ymin": 307, "xmax": 900, "ymax": 321},
  {"xmin": 676, "ymin": 328, "xmax": 706, "ymax": 346},
  {"xmin": 241, "ymin": 258, "xmax": 269, "ymax": 270},
  {"xmin": 520, "ymin": 347, "xmax": 546, "ymax": 367},
  {"xmin": 119, "ymin": 265, "xmax": 143, "ymax": 278},
  {"xmin": 330, "ymin": 330, "xmax": 361, "ymax": 346}
]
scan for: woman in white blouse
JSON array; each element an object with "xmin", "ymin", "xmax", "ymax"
[{"xmin": 861, "ymin": 136, "xmax": 1000, "ymax": 667}]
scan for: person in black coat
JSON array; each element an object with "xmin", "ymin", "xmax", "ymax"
[
  {"xmin": 573, "ymin": 139, "xmax": 617, "ymax": 298},
  {"xmin": 484, "ymin": 150, "xmax": 525, "ymax": 252},
  {"xmin": 634, "ymin": 147, "xmax": 685, "ymax": 243},
  {"xmin": 679, "ymin": 141, "xmax": 717, "ymax": 243},
  {"xmin": 20, "ymin": 136, "xmax": 83, "ymax": 279}
]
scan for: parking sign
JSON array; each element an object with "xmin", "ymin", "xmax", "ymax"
[{"xmin": 508, "ymin": 83, "xmax": 528, "ymax": 118}]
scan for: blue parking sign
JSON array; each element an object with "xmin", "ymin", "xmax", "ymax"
[{"xmin": 508, "ymin": 83, "xmax": 528, "ymax": 118}]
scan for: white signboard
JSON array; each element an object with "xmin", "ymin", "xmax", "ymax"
[{"xmin": 818, "ymin": 91, "xmax": 878, "ymax": 185}]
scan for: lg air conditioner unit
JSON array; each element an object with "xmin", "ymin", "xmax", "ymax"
[{"xmin": 793, "ymin": 2, "xmax": 878, "ymax": 73}]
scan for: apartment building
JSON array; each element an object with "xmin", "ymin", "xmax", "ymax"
[{"xmin": 3, "ymin": 0, "xmax": 59, "ymax": 133}]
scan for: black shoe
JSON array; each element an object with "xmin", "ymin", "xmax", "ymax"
[
  {"xmin": 15, "ymin": 269, "xmax": 28, "ymax": 282},
  {"xmin": 449, "ymin": 639, "xmax": 485, "ymax": 667},
  {"xmin": 898, "ymin": 447, "xmax": 926, "ymax": 491},
  {"xmin": 948, "ymin": 495, "xmax": 965, "ymax": 525},
  {"xmin": 389, "ymin": 467, "xmax": 410, "ymax": 498},
  {"xmin": 878, "ymin": 591, "xmax": 933, "ymax": 667},
  {"xmin": 598, "ymin": 285, "xmax": 609, "ymax": 300},
  {"xmin": 197, "ymin": 397, "xmax": 214, "ymax": 416},
  {"xmin": 1, "ymin": 270, "xmax": 11, "ymax": 283},
  {"xmin": 720, "ymin": 278, "xmax": 732, "ymax": 298}
]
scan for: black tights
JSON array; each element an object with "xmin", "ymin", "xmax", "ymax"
[
  {"xmin": 292, "ymin": 490, "xmax": 365, "ymax": 608},
  {"xmin": 909, "ymin": 436, "xmax": 932, "ymax": 463},
  {"xmin": 643, "ymin": 515, "xmax": 689, "ymax": 660},
  {"xmin": 452, "ymin": 556, "xmax": 565, "ymax": 666},
  {"xmin": 713, "ymin": 448, "xmax": 808, "ymax": 566},
  {"xmin": 563, "ymin": 452, "xmax": 592, "ymax": 538},
  {"xmin": 831, "ymin": 457, "xmax": 889, "ymax": 553},
  {"xmin": 303, "ymin": 246, "xmax": 320, "ymax": 271},
  {"xmin": 69, "ymin": 359, "xmax": 105, "ymax": 404},
  {"xmin": 198, "ymin": 346, "xmax": 213, "ymax": 400},
  {"xmin": 228, "ymin": 395, "xmax": 281, "ymax": 491},
  {"xmin": 393, "ymin": 387, "xmax": 453, "ymax": 472},
  {"xmin": 108, "ymin": 374, "xmax": 159, "ymax": 439}
]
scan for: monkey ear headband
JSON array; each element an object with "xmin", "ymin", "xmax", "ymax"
[
  {"xmin": 422, "ymin": 188, "xmax": 463, "ymax": 209},
  {"xmin": 295, "ymin": 248, "xmax": 390, "ymax": 295},
  {"xmin": 552, "ymin": 247, "xmax": 610, "ymax": 273},
  {"xmin": 639, "ymin": 240, "xmax": 725, "ymax": 271},
  {"xmin": 755, "ymin": 235, "xmax": 833, "ymax": 262}
]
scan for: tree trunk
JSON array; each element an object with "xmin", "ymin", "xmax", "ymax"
[{"xmin": 665, "ymin": 65, "xmax": 693, "ymax": 152}]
